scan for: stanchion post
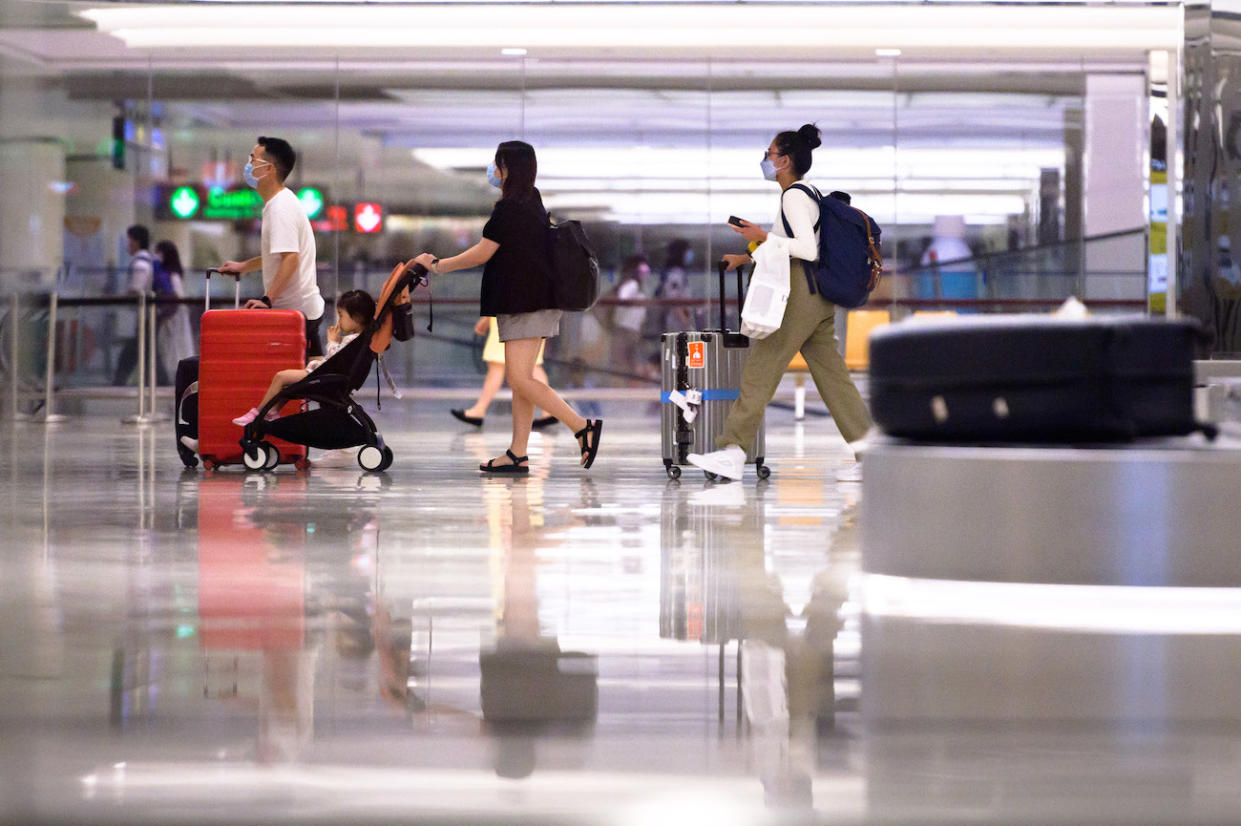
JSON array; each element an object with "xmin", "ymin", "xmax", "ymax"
[
  {"xmin": 37, "ymin": 291, "xmax": 66, "ymax": 423},
  {"xmin": 122, "ymin": 292, "xmax": 150, "ymax": 424},
  {"xmin": 144, "ymin": 296, "xmax": 168, "ymax": 423}
]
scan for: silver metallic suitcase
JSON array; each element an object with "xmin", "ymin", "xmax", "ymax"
[{"xmin": 660, "ymin": 263, "xmax": 768, "ymax": 480}]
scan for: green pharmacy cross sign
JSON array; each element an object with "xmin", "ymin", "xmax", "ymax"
[
  {"xmin": 297, "ymin": 187, "xmax": 325, "ymax": 219},
  {"xmin": 161, "ymin": 184, "xmax": 328, "ymax": 222},
  {"xmin": 169, "ymin": 186, "xmax": 200, "ymax": 219}
]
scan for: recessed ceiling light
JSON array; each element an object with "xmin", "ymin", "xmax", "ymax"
[
  {"xmin": 876, "ymin": 48, "xmax": 902, "ymax": 57},
  {"xmin": 501, "ymin": 47, "xmax": 527, "ymax": 56}
]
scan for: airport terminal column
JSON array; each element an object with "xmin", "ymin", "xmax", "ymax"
[
  {"xmin": 1082, "ymin": 74, "xmax": 1147, "ymax": 302},
  {"xmin": 0, "ymin": 83, "xmax": 66, "ymax": 291}
]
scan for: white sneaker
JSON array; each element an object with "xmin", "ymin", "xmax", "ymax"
[
  {"xmin": 686, "ymin": 445, "xmax": 746, "ymax": 481},
  {"xmin": 179, "ymin": 435, "xmax": 199, "ymax": 453},
  {"xmin": 835, "ymin": 462, "xmax": 863, "ymax": 483}
]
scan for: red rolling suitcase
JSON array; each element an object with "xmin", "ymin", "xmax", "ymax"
[{"xmin": 198, "ymin": 271, "xmax": 307, "ymax": 470}]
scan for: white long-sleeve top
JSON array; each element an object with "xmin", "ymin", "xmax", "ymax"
[
  {"xmin": 305, "ymin": 331, "xmax": 358, "ymax": 372},
  {"xmin": 768, "ymin": 184, "xmax": 820, "ymax": 263}
]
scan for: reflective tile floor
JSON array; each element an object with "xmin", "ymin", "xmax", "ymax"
[{"xmin": 3, "ymin": 401, "xmax": 1241, "ymax": 825}]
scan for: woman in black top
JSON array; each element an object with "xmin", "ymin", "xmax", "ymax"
[{"xmin": 409, "ymin": 140, "xmax": 603, "ymax": 475}]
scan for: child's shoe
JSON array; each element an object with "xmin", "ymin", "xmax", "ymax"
[{"xmin": 232, "ymin": 407, "xmax": 260, "ymax": 426}]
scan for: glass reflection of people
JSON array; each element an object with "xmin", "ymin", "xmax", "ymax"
[
  {"xmin": 606, "ymin": 254, "xmax": 653, "ymax": 385},
  {"xmin": 656, "ymin": 238, "xmax": 697, "ymax": 332}
]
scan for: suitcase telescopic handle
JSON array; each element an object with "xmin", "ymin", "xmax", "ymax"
[
  {"xmin": 715, "ymin": 260, "xmax": 748, "ymax": 332},
  {"xmin": 205, "ymin": 268, "xmax": 242, "ymax": 311}
]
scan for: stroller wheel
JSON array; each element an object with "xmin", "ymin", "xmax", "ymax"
[
  {"xmin": 262, "ymin": 443, "xmax": 280, "ymax": 470},
  {"xmin": 358, "ymin": 445, "xmax": 386, "ymax": 472},
  {"xmin": 377, "ymin": 446, "xmax": 394, "ymax": 472},
  {"xmin": 242, "ymin": 442, "xmax": 268, "ymax": 471}
]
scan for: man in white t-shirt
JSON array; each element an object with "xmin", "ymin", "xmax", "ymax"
[{"xmin": 220, "ymin": 136, "xmax": 325, "ymax": 357}]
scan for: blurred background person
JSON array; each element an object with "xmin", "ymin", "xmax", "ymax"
[
  {"xmin": 154, "ymin": 239, "xmax": 196, "ymax": 386},
  {"xmin": 451, "ymin": 315, "xmax": 557, "ymax": 430},
  {"xmin": 113, "ymin": 224, "xmax": 163, "ymax": 385}
]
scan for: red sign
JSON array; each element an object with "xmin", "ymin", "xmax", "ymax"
[
  {"xmin": 687, "ymin": 341, "xmax": 705, "ymax": 369},
  {"xmin": 313, "ymin": 205, "xmax": 348, "ymax": 233},
  {"xmin": 354, "ymin": 202, "xmax": 383, "ymax": 234}
]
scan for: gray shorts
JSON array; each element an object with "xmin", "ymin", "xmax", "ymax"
[{"xmin": 497, "ymin": 309, "xmax": 562, "ymax": 342}]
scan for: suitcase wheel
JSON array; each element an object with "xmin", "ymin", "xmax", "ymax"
[
  {"xmin": 756, "ymin": 464, "xmax": 771, "ymax": 481},
  {"xmin": 665, "ymin": 464, "xmax": 681, "ymax": 480},
  {"xmin": 703, "ymin": 471, "xmax": 718, "ymax": 482}
]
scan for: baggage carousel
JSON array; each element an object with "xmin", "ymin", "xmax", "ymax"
[{"xmin": 858, "ymin": 433, "xmax": 1241, "ymax": 723}]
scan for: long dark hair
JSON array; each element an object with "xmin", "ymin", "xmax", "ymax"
[
  {"xmin": 772, "ymin": 123, "xmax": 822, "ymax": 178},
  {"xmin": 154, "ymin": 240, "xmax": 183, "ymax": 275},
  {"xmin": 495, "ymin": 140, "xmax": 537, "ymax": 203},
  {"xmin": 337, "ymin": 289, "xmax": 377, "ymax": 325}
]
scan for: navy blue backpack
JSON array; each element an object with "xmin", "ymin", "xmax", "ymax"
[{"xmin": 779, "ymin": 183, "xmax": 883, "ymax": 309}]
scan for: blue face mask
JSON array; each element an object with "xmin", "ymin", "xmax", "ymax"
[
  {"xmin": 244, "ymin": 160, "xmax": 270, "ymax": 190},
  {"xmin": 486, "ymin": 162, "xmax": 502, "ymax": 189},
  {"xmin": 760, "ymin": 156, "xmax": 780, "ymax": 182}
]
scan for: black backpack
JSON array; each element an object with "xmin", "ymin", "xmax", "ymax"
[
  {"xmin": 780, "ymin": 183, "xmax": 883, "ymax": 309},
  {"xmin": 546, "ymin": 219, "xmax": 601, "ymax": 312}
]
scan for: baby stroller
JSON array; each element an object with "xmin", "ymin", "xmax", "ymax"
[{"xmin": 238, "ymin": 262, "xmax": 427, "ymax": 473}]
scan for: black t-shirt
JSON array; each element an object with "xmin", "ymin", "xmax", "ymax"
[{"xmin": 480, "ymin": 188, "xmax": 556, "ymax": 316}]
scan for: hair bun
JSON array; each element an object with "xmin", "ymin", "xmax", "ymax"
[{"xmin": 798, "ymin": 123, "xmax": 822, "ymax": 150}]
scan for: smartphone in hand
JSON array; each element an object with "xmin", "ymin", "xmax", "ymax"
[{"xmin": 727, "ymin": 215, "xmax": 746, "ymax": 227}]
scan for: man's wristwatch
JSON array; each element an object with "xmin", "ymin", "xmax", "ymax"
[
  {"xmin": 430, "ymin": 258, "xmax": 440, "ymax": 274},
  {"xmin": 259, "ymin": 295, "xmax": 273, "ymax": 308}
]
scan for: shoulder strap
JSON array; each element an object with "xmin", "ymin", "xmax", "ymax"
[{"xmin": 780, "ymin": 183, "xmax": 822, "ymax": 238}]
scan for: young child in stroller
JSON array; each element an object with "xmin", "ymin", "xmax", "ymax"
[
  {"xmin": 232, "ymin": 289, "xmax": 376, "ymax": 427},
  {"xmin": 234, "ymin": 262, "xmax": 426, "ymax": 473}
]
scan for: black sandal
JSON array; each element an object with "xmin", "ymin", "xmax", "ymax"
[
  {"xmin": 480, "ymin": 448, "xmax": 529, "ymax": 475},
  {"xmin": 574, "ymin": 419, "xmax": 603, "ymax": 469}
]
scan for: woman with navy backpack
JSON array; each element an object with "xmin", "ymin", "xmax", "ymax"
[{"xmin": 687, "ymin": 123, "xmax": 872, "ymax": 482}]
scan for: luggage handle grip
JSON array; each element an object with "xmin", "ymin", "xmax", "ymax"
[
  {"xmin": 205, "ymin": 268, "xmax": 242, "ymax": 311},
  {"xmin": 715, "ymin": 259, "xmax": 748, "ymax": 333}
]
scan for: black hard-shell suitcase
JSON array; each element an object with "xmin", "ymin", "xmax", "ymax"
[
  {"xmin": 175, "ymin": 356, "xmax": 199, "ymax": 468},
  {"xmin": 868, "ymin": 315, "xmax": 1215, "ymax": 443}
]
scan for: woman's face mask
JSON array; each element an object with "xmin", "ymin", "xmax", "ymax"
[
  {"xmin": 760, "ymin": 149, "xmax": 784, "ymax": 182},
  {"xmin": 487, "ymin": 162, "xmax": 502, "ymax": 189}
]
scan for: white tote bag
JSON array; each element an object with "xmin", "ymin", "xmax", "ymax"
[{"xmin": 741, "ymin": 236, "xmax": 791, "ymax": 340}]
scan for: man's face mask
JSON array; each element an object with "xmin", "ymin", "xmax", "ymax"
[{"xmin": 244, "ymin": 158, "xmax": 272, "ymax": 189}]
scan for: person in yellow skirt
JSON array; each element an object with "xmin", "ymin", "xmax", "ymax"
[{"xmin": 451, "ymin": 316, "xmax": 558, "ymax": 429}]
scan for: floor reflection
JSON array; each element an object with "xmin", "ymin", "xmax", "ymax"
[{"xmin": 11, "ymin": 406, "xmax": 1241, "ymax": 823}]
